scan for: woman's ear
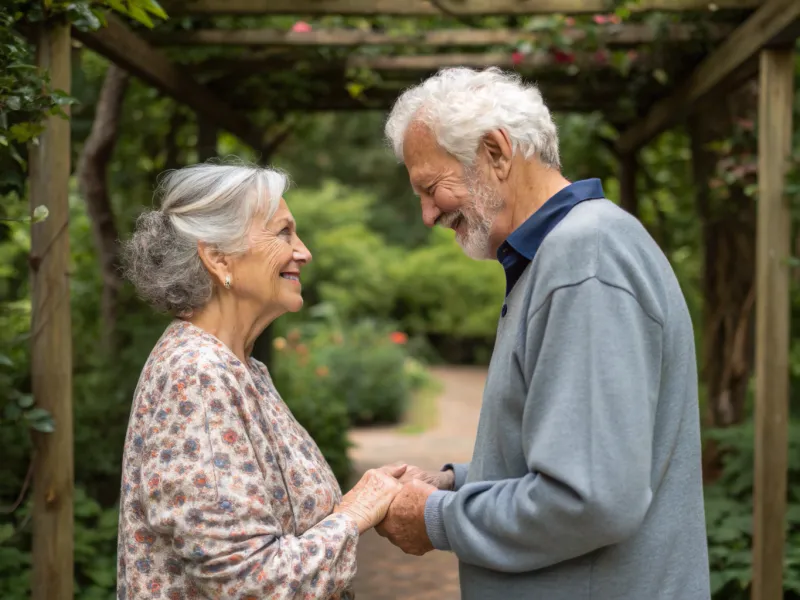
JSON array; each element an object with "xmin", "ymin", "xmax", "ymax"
[
  {"xmin": 482, "ymin": 129, "xmax": 513, "ymax": 181},
  {"xmin": 197, "ymin": 241, "xmax": 230, "ymax": 288}
]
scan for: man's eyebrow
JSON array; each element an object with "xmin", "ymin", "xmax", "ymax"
[{"xmin": 409, "ymin": 172, "xmax": 433, "ymax": 195}]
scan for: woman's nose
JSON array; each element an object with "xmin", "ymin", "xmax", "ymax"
[{"xmin": 293, "ymin": 240, "xmax": 312, "ymax": 265}]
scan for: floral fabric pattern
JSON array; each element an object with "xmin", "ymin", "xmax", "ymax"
[{"xmin": 117, "ymin": 320, "xmax": 358, "ymax": 600}]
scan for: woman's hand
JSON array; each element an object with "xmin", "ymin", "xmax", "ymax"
[{"xmin": 334, "ymin": 464, "xmax": 407, "ymax": 534}]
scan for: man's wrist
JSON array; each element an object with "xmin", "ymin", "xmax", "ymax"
[{"xmin": 439, "ymin": 469, "xmax": 455, "ymax": 491}]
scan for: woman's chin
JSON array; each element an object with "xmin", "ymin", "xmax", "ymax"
[{"xmin": 284, "ymin": 296, "xmax": 304, "ymax": 313}]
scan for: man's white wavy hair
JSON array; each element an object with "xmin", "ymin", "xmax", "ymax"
[{"xmin": 385, "ymin": 67, "xmax": 560, "ymax": 169}]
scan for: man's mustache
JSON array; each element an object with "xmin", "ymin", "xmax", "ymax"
[{"xmin": 437, "ymin": 211, "xmax": 463, "ymax": 229}]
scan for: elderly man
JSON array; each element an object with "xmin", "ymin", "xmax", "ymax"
[{"xmin": 376, "ymin": 66, "xmax": 710, "ymax": 599}]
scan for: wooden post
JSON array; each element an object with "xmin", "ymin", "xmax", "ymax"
[
  {"xmin": 619, "ymin": 151, "xmax": 639, "ymax": 217},
  {"xmin": 29, "ymin": 20, "xmax": 73, "ymax": 600},
  {"xmin": 752, "ymin": 47, "xmax": 794, "ymax": 600}
]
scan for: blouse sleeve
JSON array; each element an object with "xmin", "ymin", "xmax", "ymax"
[{"xmin": 140, "ymin": 356, "xmax": 359, "ymax": 599}]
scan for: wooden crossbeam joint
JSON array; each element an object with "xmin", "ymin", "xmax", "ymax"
[
  {"xmin": 73, "ymin": 13, "xmax": 266, "ymax": 151},
  {"xmin": 615, "ymin": 0, "xmax": 800, "ymax": 154}
]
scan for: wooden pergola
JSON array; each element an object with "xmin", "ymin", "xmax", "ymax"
[{"xmin": 28, "ymin": 1, "xmax": 797, "ymax": 598}]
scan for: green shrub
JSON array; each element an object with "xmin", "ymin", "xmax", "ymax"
[
  {"xmin": 322, "ymin": 320, "xmax": 412, "ymax": 426},
  {"xmin": 0, "ymin": 486, "xmax": 120, "ymax": 600},
  {"xmin": 283, "ymin": 183, "xmax": 509, "ymax": 358},
  {"xmin": 391, "ymin": 226, "xmax": 505, "ymax": 340},
  {"xmin": 704, "ymin": 421, "xmax": 800, "ymax": 599},
  {"xmin": 272, "ymin": 308, "xmax": 420, "ymax": 429},
  {"xmin": 268, "ymin": 322, "xmax": 353, "ymax": 484}
]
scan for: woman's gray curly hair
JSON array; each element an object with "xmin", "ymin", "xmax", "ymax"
[{"xmin": 122, "ymin": 162, "xmax": 287, "ymax": 316}]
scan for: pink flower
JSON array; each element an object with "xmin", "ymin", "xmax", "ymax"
[
  {"xmin": 564, "ymin": 17, "xmax": 576, "ymax": 26},
  {"xmin": 511, "ymin": 51, "xmax": 524, "ymax": 66},
  {"xmin": 291, "ymin": 21, "xmax": 312, "ymax": 33},
  {"xmin": 593, "ymin": 14, "xmax": 609, "ymax": 24}
]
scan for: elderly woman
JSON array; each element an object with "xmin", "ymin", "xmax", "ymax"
[{"xmin": 117, "ymin": 163, "xmax": 404, "ymax": 600}]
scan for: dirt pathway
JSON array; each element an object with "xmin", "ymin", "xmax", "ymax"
[{"xmin": 348, "ymin": 366, "xmax": 486, "ymax": 599}]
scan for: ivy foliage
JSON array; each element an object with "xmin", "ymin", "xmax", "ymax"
[{"xmin": 0, "ymin": 0, "xmax": 166, "ymax": 194}]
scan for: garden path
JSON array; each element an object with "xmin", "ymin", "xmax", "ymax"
[{"xmin": 347, "ymin": 365, "xmax": 487, "ymax": 600}]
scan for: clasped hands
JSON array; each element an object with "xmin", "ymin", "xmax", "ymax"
[{"xmin": 334, "ymin": 464, "xmax": 454, "ymax": 556}]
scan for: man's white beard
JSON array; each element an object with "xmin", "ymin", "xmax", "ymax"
[{"xmin": 455, "ymin": 173, "xmax": 505, "ymax": 260}]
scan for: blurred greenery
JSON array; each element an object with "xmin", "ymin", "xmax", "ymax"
[{"xmin": 2, "ymin": 4, "xmax": 800, "ymax": 600}]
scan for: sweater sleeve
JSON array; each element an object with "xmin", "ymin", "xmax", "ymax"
[
  {"xmin": 441, "ymin": 463, "xmax": 470, "ymax": 490},
  {"xmin": 140, "ymin": 360, "xmax": 359, "ymax": 599},
  {"xmin": 424, "ymin": 277, "xmax": 662, "ymax": 572}
]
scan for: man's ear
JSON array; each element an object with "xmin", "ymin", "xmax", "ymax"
[
  {"xmin": 197, "ymin": 241, "xmax": 230, "ymax": 288},
  {"xmin": 481, "ymin": 129, "xmax": 513, "ymax": 181}
]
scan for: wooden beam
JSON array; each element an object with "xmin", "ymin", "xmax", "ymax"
[
  {"xmin": 29, "ymin": 20, "xmax": 73, "ymax": 600},
  {"xmin": 144, "ymin": 23, "xmax": 732, "ymax": 47},
  {"xmin": 164, "ymin": 0, "xmax": 759, "ymax": 16},
  {"xmin": 219, "ymin": 80, "xmax": 632, "ymax": 120},
  {"xmin": 194, "ymin": 50, "xmax": 643, "ymax": 80},
  {"xmin": 752, "ymin": 47, "xmax": 794, "ymax": 600},
  {"xmin": 72, "ymin": 14, "xmax": 265, "ymax": 151},
  {"xmin": 348, "ymin": 52, "xmax": 605, "ymax": 70},
  {"xmin": 616, "ymin": 0, "xmax": 800, "ymax": 153}
]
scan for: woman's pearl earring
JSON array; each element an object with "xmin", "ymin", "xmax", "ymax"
[{"xmin": 224, "ymin": 275, "xmax": 231, "ymax": 289}]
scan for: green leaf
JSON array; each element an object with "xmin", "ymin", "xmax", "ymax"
[
  {"xmin": 24, "ymin": 407, "xmax": 51, "ymax": 421},
  {"xmin": 0, "ymin": 524, "xmax": 14, "ymax": 544},
  {"xmin": 16, "ymin": 395, "xmax": 34, "ymax": 409},
  {"xmin": 346, "ymin": 82, "xmax": 365, "ymax": 99},
  {"xmin": 127, "ymin": 4, "xmax": 155, "ymax": 28},
  {"xmin": 25, "ymin": 407, "xmax": 57, "ymax": 432},
  {"xmin": 9, "ymin": 122, "xmax": 44, "ymax": 144},
  {"xmin": 30, "ymin": 416, "xmax": 56, "ymax": 433},
  {"xmin": 0, "ymin": 354, "xmax": 12, "ymax": 367},
  {"xmin": 50, "ymin": 89, "xmax": 78, "ymax": 106},
  {"xmin": 142, "ymin": 0, "xmax": 169, "ymax": 19},
  {"xmin": 653, "ymin": 69, "xmax": 669, "ymax": 85},
  {"xmin": 105, "ymin": 0, "xmax": 127, "ymax": 14},
  {"xmin": 784, "ymin": 256, "xmax": 800, "ymax": 268}
]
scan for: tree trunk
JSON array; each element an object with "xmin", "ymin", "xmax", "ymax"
[
  {"xmin": 689, "ymin": 82, "xmax": 758, "ymax": 479},
  {"xmin": 77, "ymin": 64, "xmax": 129, "ymax": 349}
]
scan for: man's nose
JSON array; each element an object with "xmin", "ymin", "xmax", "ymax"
[{"xmin": 420, "ymin": 197, "xmax": 440, "ymax": 228}]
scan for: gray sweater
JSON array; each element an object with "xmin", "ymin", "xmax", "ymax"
[{"xmin": 424, "ymin": 197, "xmax": 710, "ymax": 599}]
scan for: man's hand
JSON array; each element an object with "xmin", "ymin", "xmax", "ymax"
[
  {"xmin": 394, "ymin": 463, "xmax": 455, "ymax": 490},
  {"xmin": 375, "ymin": 479, "xmax": 438, "ymax": 556}
]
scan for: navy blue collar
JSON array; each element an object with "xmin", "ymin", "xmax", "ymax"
[{"xmin": 497, "ymin": 178, "xmax": 605, "ymax": 300}]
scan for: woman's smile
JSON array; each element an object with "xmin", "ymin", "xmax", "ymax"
[{"xmin": 280, "ymin": 270, "xmax": 301, "ymax": 284}]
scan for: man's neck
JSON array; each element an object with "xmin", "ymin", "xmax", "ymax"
[{"xmin": 490, "ymin": 163, "xmax": 571, "ymax": 253}]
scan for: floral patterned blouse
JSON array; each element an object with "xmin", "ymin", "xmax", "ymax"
[{"xmin": 117, "ymin": 321, "xmax": 359, "ymax": 600}]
